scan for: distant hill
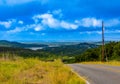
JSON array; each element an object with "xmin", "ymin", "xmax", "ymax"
[
  {"xmin": 42, "ymin": 43, "xmax": 98, "ymax": 56},
  {"xmin": 0, "ymin": 40, "xmax": 48, "ymax": 48},
  {"xmin": 0, "ymin": 40, "xmax": 119, "ymax": 63},
  {"xmin": 0, "ymin": 40, "xmax": 99, "ymax": 63}
]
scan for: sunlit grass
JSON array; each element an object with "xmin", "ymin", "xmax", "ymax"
[
  {"xmin": 0, "ymin": 58, "xmax": 85, "ymax": 84},
  {"xmin": 81, "ymin": 61, "xmax": 120, "ymax": 66}
]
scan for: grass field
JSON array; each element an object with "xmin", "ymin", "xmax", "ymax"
[
  {"xmin": 0, "ymin": 58, "xmax": 85, "ymax": 84},
  {"xmin": 81, "ymin": 61, "xmax": 120, "ymax": 66}
]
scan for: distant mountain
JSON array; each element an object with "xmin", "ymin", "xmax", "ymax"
[{"xmin": 0, "ymin": 40, "xmax": 48, "ymax": 48}]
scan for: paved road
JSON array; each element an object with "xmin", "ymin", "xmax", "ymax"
[{"xmin": 69, "ymin": 64, "xmax": 120, "ymax": 84}]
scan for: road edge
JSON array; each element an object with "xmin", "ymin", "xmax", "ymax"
[{"xmin": 71, "ymin": 69, "xmax": 90, "ymax": 84}]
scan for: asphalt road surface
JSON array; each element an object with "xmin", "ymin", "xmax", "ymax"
[{"xmin": 69, "ymin": 64, "xmax": 120, "ymax": 84}]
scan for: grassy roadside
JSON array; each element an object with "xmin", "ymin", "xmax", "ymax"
[
  {"xmin": 0, "ymin": 58, "xmax": 85, "ymax": 84},
  {"xmin": 81, "ymin": 61, "xmax": 120, "ymax": 66}
]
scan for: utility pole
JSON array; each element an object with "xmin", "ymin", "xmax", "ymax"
[{"xmin": 102, "ymin": 21, "xmax": 105, "ymax": 62}]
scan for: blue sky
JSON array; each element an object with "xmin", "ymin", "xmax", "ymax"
[{"xmin": 0, "ymin": 0, "xmax": 120, "ymax": 42}]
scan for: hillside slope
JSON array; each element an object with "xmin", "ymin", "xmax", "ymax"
[{"xmin": 0, "ymin": 40, "xmax": 48, "ymax": 48}]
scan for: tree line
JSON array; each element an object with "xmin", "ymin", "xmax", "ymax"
[{"xmin": 75, "ymin": 41, "xmax": 120, "ymax": 62}]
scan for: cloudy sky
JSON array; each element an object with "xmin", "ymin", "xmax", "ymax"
[{"xmin": 0, "ymin": 0, "xmax": 120, "ymax": 42}]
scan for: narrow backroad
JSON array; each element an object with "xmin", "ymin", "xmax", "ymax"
[{"xmin": 69, "ymin": 64, "xmax": 120, "ymax": 84}]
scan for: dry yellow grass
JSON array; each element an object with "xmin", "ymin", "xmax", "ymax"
[
  {"xmin": 0, "ymin": 58, "xmax": 85, "ymax": 84},
  {"xmin": 81, "ymin": 61, "xmax": 120, "ymax": 66}
]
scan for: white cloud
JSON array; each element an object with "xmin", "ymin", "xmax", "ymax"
[
  {"xmin": 52, "ymin": 9, "xmax": 63, "ymax": 17},
  {"xmin": 105, "ymin": 19, "xmax": 120, "ymax": 27},
  {"xmin": 0, "ymin": 21, "xmax": 11, "ymax": 28},
  {"xmin": 0, "ymin": 19, "xmax": 15, "ymax": 28},
  {"xmin": 60, "ymin": 21, "xmax": 78, "ymax": 29},
  {"xmin": 32, "ymin": 10, "xmax": 79, "ymax": 30},
  {"xmin": 18, "ymin": 24, "xmax": 44, "ymax": 32},
  {"xmin": 34, "ymin": 25, "xmax": 43, "ymax": 31},
  {"xmin": 0, "ymin": 19, "xmax": 24, "ymax": 29},
  {"xmin": 26, "ymin": 24, "xmax": 36, "ymax": 29},
  {"xmin": 6, "ymin": 23, "xmax": 35, "ymax": 34},
  {"xmin": 33, "ymin": 13, "xmax": 79, "ymax": 30},
  {"xmin": 76, "ymin": 18, "xmax": 120, "ymax": 28},
  {"xmin": 40, "ymin": 14, "xmax": 60, "ymax": 28},
  {"xmin": 4, "ymin": 10, "xmax": 120, "ymax": 35},
  {"xmin": 7, "ymin": 27, "xmax": 23, "ymax": 33},
  {"xmin": 33, "ymin": 13, "xmax": 59, "ymax": 28},
  {"xmin": 76, "ymin": 18, "xmax": 102, "ymax": 27},
  {"xmin": 18, "ymin": 20, "xmax": 24, "ymax": 24},
  {"xmin": 6, "ymin": 24, "xmax": 40, "ymax": 34}
]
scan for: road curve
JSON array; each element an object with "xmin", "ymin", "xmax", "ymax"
[{"xmin": 69, "ymin": 64, "xmax": 120, "ymax": 84}]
